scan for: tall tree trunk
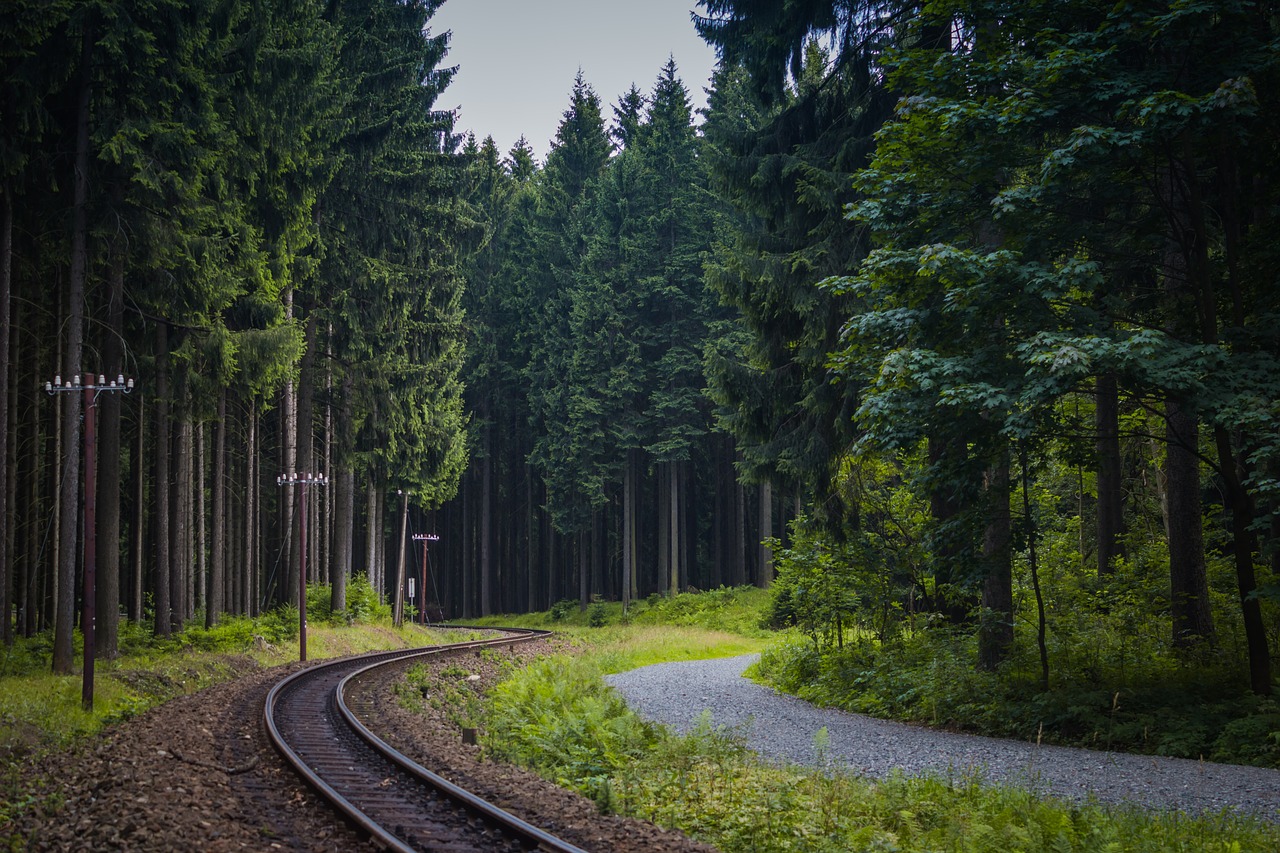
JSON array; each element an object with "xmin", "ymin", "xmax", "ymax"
[
  {"xmin": 131, "ymin": 393, "xmax": 145, "ymax": 622},
  {"xmin": 153, "ymin": 325, "xmax": 171, "ymax": 637},
  {"xmin": 525, "ymin": 465, "xmax": 536, "ymax": 612},
  {"xmin": 243, "ymin": 400, "xmax": 258, "ymax": 615},
  {"xmin": 23, "ymin": 377, "xmax": 41, "ymax": 636},
  {"xmin": 622, "ymin": 450, "xmax": 634, "ymax": 611},
  {"xmin": 0, "ymin": 183, "xmax": 11, "ymax": 646},
  {"xmin": 281, "ymin": 318, "xmax": 297, "ymax": 606},
  {"xmin": 171, "ymin": 407, "xmax": 192, "ymax": 626},
  {"xmin": 96, "ymin": 234, "xmax": 125, "ymax": 656},
  {"xmin": 196, "ymin": 421, "xmax": 206, "ymax": 617},
  {"xmin": 1166, "ymin": 401, "xmax": 1214, "ymax": 647},
  {"xmin": 757, "ymin": 479, "xmax": 773, "ymax": 588},
  {"xmin": 928, "ymin": 433, "xmax": 970, "ymax": 623},
  {"xmin": 53, "ymin": 21, "xmax": 94, "ymax": 674},
  {"xmin": 1212, "ymin": 426, "xmax": 1272, "ymax": 695},
  {"xmin": 1095, "ymin": 373, "xmax": 1126, "ymax": 576},
  {"xmin": 331, "ymin": 374, "xmax": 354, "ymax": 614},
  {"xmin": 578, "ymin": 529, "xmax": 589, "ymax": 610},
  {"xmin": 734, "ymin": 457, "xmax": 746, "ymax": 587},
  {"xmin": 977, "ymin": 448, "xmax": 1013, "ymax": 671},
  {"xmin": 480, "ymin": 426, "xmax": 492, "ymax": 616},
  {"xmin": 296, "ymin": 316, "xmax": 315, "ymax": 586},
  {"xmin": 365, "ymin": 474, "xmax": 378, "ymax": 596},
  {"xmin": 331, "ymin": 469, "xmax": 353, "ymax": 613},
  {"xmin": 207, "ymin": 390, "xmax": 227, "ymax": 627},
  {"xmin": 668, "ymin": 462, "xmax": 681, "ymax": 596}
]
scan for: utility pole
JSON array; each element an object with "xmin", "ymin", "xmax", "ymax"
[
  {"xmin": 45, "ymin": 372, "xmax": 134, "ymax": 710},
  {"xmin": 277, "ymin": 471, "xmax": 327, "ymax": 661},
  {"xmin": 411, "ymin": 533, "xmax": 439, "ymax": 625}
]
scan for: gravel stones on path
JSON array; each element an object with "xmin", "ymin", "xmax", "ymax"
[{"xmin": 607, "ymin": 654, "xmax": 1280, "ymax": 819}]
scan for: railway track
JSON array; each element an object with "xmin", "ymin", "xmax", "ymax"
[{"xmin": 263, "ymin": 628, "xmax": 587, "ymax": 853}]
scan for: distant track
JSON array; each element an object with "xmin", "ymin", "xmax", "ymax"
[{"xmin": 264, "ymin": 628, "xmax": 587, "ymax": 853}]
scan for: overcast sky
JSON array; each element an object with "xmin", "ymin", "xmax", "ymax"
[{"xmin": 430, "ymin": 0, "xmax": 720, "ymax": 164}]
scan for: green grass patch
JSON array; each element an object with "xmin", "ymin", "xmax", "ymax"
[
  {"xmin": 461, "ymin": 585, "xmax": 773, "ymax": 638},
  {"xmin": 0, "ymin": 579, "xmax": 449, "ymax": 758},
  {"xmin": 477, "ymin": 631, "xmax": 1280, "ymax": 852}
]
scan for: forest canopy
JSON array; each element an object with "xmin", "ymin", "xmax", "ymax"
[{"xmin": 2, "ymin": 0, "xmax": 1278, "ymax": 722}]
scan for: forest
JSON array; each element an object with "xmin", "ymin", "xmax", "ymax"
[{"xmin": 2, "ymin": 0, "xmax": 1278, "ymax": 723}]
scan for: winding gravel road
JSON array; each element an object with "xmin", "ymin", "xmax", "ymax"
[{"xmin": 606, "ymin": 654, "xmax": 1280, "ymax": 819}]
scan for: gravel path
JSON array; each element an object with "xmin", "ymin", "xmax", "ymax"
[{"xmin": 607, "ymin": 654, "xmax": 1280, "ymax": 819}]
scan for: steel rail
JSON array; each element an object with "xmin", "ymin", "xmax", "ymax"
[{"xmin": 263, "ymin": 627, "xmax": 587, "ymax": 853}]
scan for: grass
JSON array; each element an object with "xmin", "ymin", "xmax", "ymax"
[
  {"xmin": 460, "ymin": 590, "xmax": 1280, "ymax": 853},
  {"xmin": 0, "ymin": 610, "xmax": 451, "ymax": 756}
]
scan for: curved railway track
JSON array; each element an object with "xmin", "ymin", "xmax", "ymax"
[{"xmin": 264, "ymin": 628, "xmax": 587, "ymax": 853}]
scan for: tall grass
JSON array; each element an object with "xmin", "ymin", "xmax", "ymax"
[
  {"xmin": 481, "ymin": 639, "xmax": 1280, "ymax": 853},
  {"xmin": 0, "ymin": 576, "xmax": 442, "ymax": 755}
]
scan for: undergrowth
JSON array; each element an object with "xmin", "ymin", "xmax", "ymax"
[
  {"xmin": 757, "ymin": 520, "xmax": 1280, "ymax": 770},
  {"xmin": 479, "ymin": 650, "xmax": 1280, "ymax": 853},
  {"xmin": 0, "ymin": 573, "xmax": 430, "ymax": 756}
]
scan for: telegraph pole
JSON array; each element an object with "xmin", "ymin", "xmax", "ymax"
[
  {"xmin": 411, "ymin": 533, "xmax": 439, "ymax": 624},
  {"xmin": 45, "ymin": 372, "xmax": 134, "ymax": 710},
  {"xmin": 277, "ymin": 472, "xmax": 327, "ymax": 661}
]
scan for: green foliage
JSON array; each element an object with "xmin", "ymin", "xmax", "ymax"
[
  {"xmin": 549, "ymin": 599, "xmax": 577, "ymax": 622},
  {"xmin": 484, "ymin": 655, "xmax": 662, "ymax": 793},
  {"xmin": 343, "ymin": 573, "xmax": 392, "ymax": 625},
  {"xmin": 626, "ymin": 586, "xmax": 773, "ymax": 637},
  {"xmin": 756, "ymin": 622, "xmax": 1280, "ymax": 768},
  {"xmin": 474, "ymin": 636, "xmax": 1280, "ymax": 852}
]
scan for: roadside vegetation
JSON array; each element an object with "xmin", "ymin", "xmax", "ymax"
[
  {"xmin": 755, "ymin": 517, "xmax": 1280, "ymax": 770},
  {"xmin": 456, "ymin": 587, "xmax": 1280, "ymax": 853},
  {"xmin": 0, "ymin": 575, "xmax": 442, "ymax": 755}
]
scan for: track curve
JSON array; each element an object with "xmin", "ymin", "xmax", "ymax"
[{"xmin": 264, "ymin": 628, "xmax": 587, "ymax": 853}]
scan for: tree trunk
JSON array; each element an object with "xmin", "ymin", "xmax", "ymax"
[
  {"xmin": 296, "ymin": 316, "xmax": 315, "ymax": 585},
  {"xmin": 977, "ymin": 448, "xmax": 1013, "ymax": 671},
  {"xmin": 480, "ymin": 426, "xmax": 492, "ymax": 616},
  {"xmin": 196, "ymin": 421, "xmax": 206, "ymax": 617},
  {"xmin": 243, "ymin": 400, "xmax": 258, "ymax": 615},
  {"xmin": 153, "ymin": 325, "xmax": 173, "ymax": 635},
  {"xmin": 53, "ymin": 21, "xmax": 94, "ymax": 673},
  {"xmin": 331, "ymin": 468, "xmax": 353, "ymax": 613},
  {"xmin": 96, "ymin": 236, "xmax": 125, "ymax": 654},
  {"xmin": 734, "ymin": 457, "xmax": 746, "ymax": 587},
  {"xmin": 281, "ymin": 337, "xmax": 297, "ymax": 606},
  {"xmin": 0, "ymin": 182, "xmax": 11, "ymax": 645},
  {"xmin": 578, "ymin": 529, "xmax": 589, "ymax": 610},
  {"xmin": 525, "ymin": 465, "xmax": 536, "ymax": 612},
  {"xmin": 393, "ymin": 490, "xmax": 408, "ymax": 626},
  {"xmin": 1165, "ymin": 400, "xmax": 1214, "ymax": 646},
  {"xmin": 1095, "ymin": 373, "xmax": 1126, "ymax": 576},
  {"xmin": 1213, "ymin": 426, "xmax": 1271, "ymax": 694},
  {"xmin": 171, "ymin": 406, "xmax": 192, "ymax": 626},
  {"xmin": 131, "ymin": 393, "xmax": 145, "ymax": 622},
  {"xmin": 331, "ymin": 374, "xmax": 354, "ymax": 614},
  {"xmin": 928, "ymin": 433, "xmax": 970, "ymax": 623},
  {"xmin": 365, "ymin": 475, "xmax": 378, "ymax": 596},
  {"xmin": 757, "ymin": 479, "xmax": 773, "ymax": 588},
  {"xmin": 668, "ymin": 462, "xmax": 681, "ymax": 595},
  {"xmin": 622, "ymin": 451, "xmax": 634, "ymax": 611},
  {"xmin": 207, "ymin": 390, "xmax": 227, "ymax": 627}
]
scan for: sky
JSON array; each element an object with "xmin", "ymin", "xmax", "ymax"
[{"xmin": 429, "ymin": 0, "xmax": 720, "ymax": 164}]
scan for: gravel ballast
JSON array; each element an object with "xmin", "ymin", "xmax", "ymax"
[{"xmin": 607, "ymin": 654, "xmax": 1280, "ymax": 819}]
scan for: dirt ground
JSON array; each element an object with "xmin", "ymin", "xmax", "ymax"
[{"xmin": 4, "ymin": 638, "xmax": 716, "ymax": 852}]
